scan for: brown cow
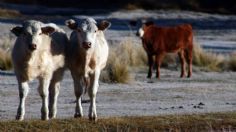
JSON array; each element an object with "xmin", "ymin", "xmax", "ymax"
[{"xmin": 137, "ymin": 22, "xmax": 193, "ymax": 79}]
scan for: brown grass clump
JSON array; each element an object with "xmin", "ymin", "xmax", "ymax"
[
  {"xmin": 101, "ymin": 39, "xmax": 147, "ymax": 83},
  {"xmin": 101, "ymin": 49, "xmax": 131, "ymax": 83},
  {"xmin": 227, "ymin": 55, "xmax": 236, "ymax": 71},
  {"xmin": 0, "ymin": 48, "xmax": 12, "ymax": 70},
  {"xmin": 192, "ymin": 43, "xmax": 225, "ymax": 71},
  {"xmin": 0, "ymin": 8, "xmax": 21, "ymax": 18}
]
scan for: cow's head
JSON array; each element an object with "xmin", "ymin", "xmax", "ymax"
[
  {"xmin": 65, "ymin": 18, "xmax": 111, "ymax": 50},
  {"xmin": 136, "ymin": 21, "xmax": 154, "ymax": 38},
  {"xmin": 11, "ymin": 20, "xmax": 55, "ymax": 51}
]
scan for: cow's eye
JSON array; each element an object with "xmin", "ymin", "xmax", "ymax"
[
  {"xmin": 39, "ymin": 33, "xmax": 43, "ymax": 35},
  {"xmin": 94, "ymin": 30, "xmax": 97, "ymax": 33}
]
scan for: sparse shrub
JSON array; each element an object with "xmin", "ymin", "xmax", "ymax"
[
  {"xmin": 192, "ymin": 43, "xmax": 225, "ymax": 71},
  {"xmin": 0, "ymin": 34, "xmax": 14, "ymax": 71},
  {"xmin": 0, "ymin": 48, "xmax": 12, "ymax": 70},
  {"xmin": 101, "ymin": 39, "xmax": 146, "ymax": 83},
  {"xmin": 101, "ymin": 49, "xmax": 131, "ymax": 83},
  {"xmin": 0, "ymin": 8, "xmax": 21, "ymax": 18},
  {"xmin": 101, "ymin": 40, "xmax": 235, "ymax": 83},
  {"xmin": 224, "ymin": 55, "xmax": 236, "ymax": 71}
]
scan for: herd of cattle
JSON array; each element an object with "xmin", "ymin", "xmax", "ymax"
[{"xmin": 10, "ymin": 17, "xmax": 194, "ymax": 121}]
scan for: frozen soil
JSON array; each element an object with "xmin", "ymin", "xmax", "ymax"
[{"xmin": 0, "ymin": 69, "xmax": 235, "ymax": 120}]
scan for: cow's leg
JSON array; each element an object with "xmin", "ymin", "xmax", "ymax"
[
  {"xmin": 155, "ymin": 54, "xmax": 164, "ymax": 79},
  {"xmin": 16, "ymin": 81, "xmax": 29, "ymax": 121},
  {"xmin": 38, "ymin": 77, "xmax": 51, "ymax": 120},
  {"xmin": 147, "ymin": 54, "xmax": 154, "ymax": 78},
  {"xmin": 185, "ymin": 49, "xmax": 193, "ymax": 78},
  {"xmin": 49, "ymin": 81, "xmax": 60, "ymax": 119},
  {"xmin": 49, "ymin": 69, "xmax": 64, "ymax": 119},
  {"xmin": 178, "ymin": 50, "xmax": 186, "ymax": 78},
  {"xmin": 88, "ymin": 70, "xmax": 100, "ymax": 121},
  {"xmin": 73, "ymin": 77, "xmax": 84, "ymax": 118}
]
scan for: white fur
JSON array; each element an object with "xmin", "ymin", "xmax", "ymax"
[
  {"xmin": 138, "ymin": 27, "xmax": 144, "ymax": 37},
  {"xmin": 66, "ymin": 18, "xmax": 110, "ymax": 121},
  {"xmin": 12, "ymin": 20, "xmax": 68, "ymax": 121}
]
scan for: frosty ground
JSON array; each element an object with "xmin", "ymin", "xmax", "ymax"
[
  {"xmin": 0, "ymin": 69, "xmax": 236, "ymax": 120},
  {"xmin": 0, "ymin": 8, "xmax": 236, "ymax": 120}
]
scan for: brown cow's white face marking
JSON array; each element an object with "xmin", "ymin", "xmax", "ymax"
[{"xmin": 137, "ymin": 27, "xmax": 144, "ymax": 38}]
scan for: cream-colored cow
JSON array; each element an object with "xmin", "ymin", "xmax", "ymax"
[
  {"xmin": 65, "ymin": 17, "xmax": 111, "ymax": 121},
  {"xmin": 11, "ymin": 20, "xmax": 68, "ymax": 120}
]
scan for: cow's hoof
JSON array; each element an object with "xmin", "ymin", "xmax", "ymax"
[
  {"xmin": 41, "ymin": 115, "xmax": 49, "ymax": 120},
  {"xmin": 89, "ymin": 116, "xmax": 97, "ymax": 122},
  {"xmin": 74, "ymin": 113, "xmax": 83, "ymax": 118},
  {"xmin": 16, "ymin": 115, "xmax": 24, "ymax": 121}
]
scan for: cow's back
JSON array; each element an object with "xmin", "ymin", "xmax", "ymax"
[{"xmin": 143, "ymin": 24, "xmax": 193, "ymax": 54}]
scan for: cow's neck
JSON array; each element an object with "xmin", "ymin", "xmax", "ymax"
[{"xmin": 78, "ymin": 47, "xmax": 95, "ymax": 77}]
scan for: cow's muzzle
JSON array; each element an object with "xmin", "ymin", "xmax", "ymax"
[
  {"xmin": 29, "ymin": 43, "xmax": 37, "ymax": 51},
  {"xmin": 82, "ymin": 42, "xmax": 91, "ymax": 49}
]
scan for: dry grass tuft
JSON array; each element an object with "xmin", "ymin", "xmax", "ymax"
[
  {"xmin": 101, "ymin": 39, "xmax": 146, "ymax": 83},
  {"xmin": 101, "ymin": 40, "xmax": 236, "ymax": 83},
  {"xmin": 101, "ymin": 49, "xmax": 131, "ymax": 83},
  {"xmin": 0, "ymin": 48, "xmax": 12, "ymax": 70},
  {"xmin": 1, "ymin": 112, "xmax": 236, "ymax": 131},
  {"xmin": 227, "ymin": 55, "xmax": 236, "ymax": 71},
  {"xmin": 192, "ymin": 43, "xmax": 225, "ymax": 71},
  {"xmin": 0, "ymin": 8, "xmax": 21, "ymax": 18},
  {"xmin": 0, "ymin": 34, "xmax": 14, "ymax": 71}
]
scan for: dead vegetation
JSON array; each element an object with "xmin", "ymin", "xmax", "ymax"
[{"xmin": 1, "ymin": 112, "xmax": 236, "ymax": 131}]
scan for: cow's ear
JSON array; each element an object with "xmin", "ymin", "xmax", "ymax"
[
  {"xmin": 98, "ymin": 20, "xmax": 111, "ymax": 31},
  {"xmin": 11, "ymin": 26, "xmax": 23, "ymax": 37},
  {"xmin": 41, "ymin": 26, "xmax": 55, "ymax": 35},
  {"xmin": 65, "ymin": 19, "xmax": 78, "ymax": 30}
]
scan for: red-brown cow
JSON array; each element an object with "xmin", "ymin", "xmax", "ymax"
[{"xmin": 137, "ymin": 22, "xmax": 193, "ymax": 79}]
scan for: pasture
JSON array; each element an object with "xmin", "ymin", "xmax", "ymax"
[{"xmin": 0, "ymin": 3, "xmax": 236, "ymax": 131}]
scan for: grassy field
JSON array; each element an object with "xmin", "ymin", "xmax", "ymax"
[{"xmin": 1, "ymin": 112, "xmax": 236, "ymax": 131}]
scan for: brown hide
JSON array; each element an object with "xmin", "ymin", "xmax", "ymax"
[{"xmin": 141, "ymin": 24, "xmax": 193, "ymax": 79}]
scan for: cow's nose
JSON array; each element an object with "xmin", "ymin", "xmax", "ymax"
[
  {"xmin": 29, "ymin": 43, "xmax": 37, "ymax": 50},
  {"xmin": 82, "ymin": 42, "xmax": 91, "ymax": 49}
]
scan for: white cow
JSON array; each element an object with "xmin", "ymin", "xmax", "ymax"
[
  {"xmin": 11, "ymin": 20, "xmax": 68, "ymax": 120},
  {"xmin": 65, "ymin": 17, "xmax": 111, "ymax": 121}
]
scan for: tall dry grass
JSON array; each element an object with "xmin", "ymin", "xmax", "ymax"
[
  {"xmin": 0, "ymin": 8, "xmax": 21, "ymax": 18},
  {"xmin": 192, "ymin": 43, "xmax": 236, "ymax": 72},
  {"xmin": 101, "ymin": 39, "xmax": 147, "ymax": 83},
  {"xmin": 0, "ymin": 48, "xmax": 12, "ymax": 70},
  {"xmin": 101, "ymin": 40, "xmax": 236, "ymax": 83},
  {"xmin": 0, "ymin": 34, "xmax": 14, "ymax": 71}
]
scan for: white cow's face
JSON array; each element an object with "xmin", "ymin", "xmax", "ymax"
[
  {"xmin": 78, "ymin": 18, "xmax": 98, "ymax": 50},
  {"xmin": 66, "ymin": 18, "xmax": 111, "ymax": 50},
  {"xmin": 11, "ymin": 20, "xmax": 55, "ymax": 52}
]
